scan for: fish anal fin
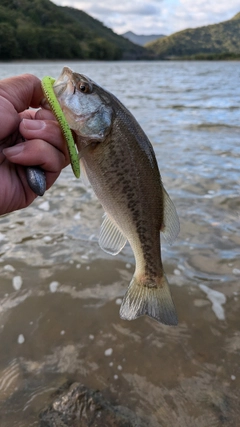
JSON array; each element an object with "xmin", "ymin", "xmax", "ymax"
[
  {"xmin": 99, "ymin": 213, "xmax": 127, "ymax": 256},
  {"xmin": 161, "ymin": 187, "xmax": 180, "ymax": 245},
  {"xmin": 120, "ymin": 273, "xmax": 178, "ymax": 325}
]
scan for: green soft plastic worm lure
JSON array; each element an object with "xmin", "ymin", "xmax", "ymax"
[{"xmin": 41, "ymin": 76, "xmax": 80, "ymax": 179}]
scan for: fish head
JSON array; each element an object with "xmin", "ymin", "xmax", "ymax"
[{"xmin": 53, "ymin": 67, "xmax": 112, "ymax": 141}]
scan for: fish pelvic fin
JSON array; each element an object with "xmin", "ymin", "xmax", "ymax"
[
  {"xmin": 99, "ymin": 213, "xmax": 127, "ymax": 256},
  {"xmin": 119, "ymin": 273, "xmax": 178, "ymax": 326}
]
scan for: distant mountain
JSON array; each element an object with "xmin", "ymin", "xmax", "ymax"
[
  {"xmin": 146, "ymin": 12, "xmax": 240, "ymax": 59},
  {"xmin": 0, "ymin": 0, "xmax": 149, "ymax": 60},
  {"xmin": 122, "ymin": 31, "xmax": 165, "ymax": 46}
]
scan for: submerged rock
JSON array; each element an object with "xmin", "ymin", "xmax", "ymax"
[{"xmin": 39, "ymin": 382, "xmax": 145, "ymax": 427}]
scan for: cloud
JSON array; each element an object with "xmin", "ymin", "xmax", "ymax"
[
  {"xmin": 87, "ymin": 2, "xmax": 160, "ymax": 16},
  {"xmin": 52, "ymin": 0, "xmax": 240, "ymax": 35},
  {"xmin": 175, "ymin": 0, "xmax": 240, "ymax": 30}
]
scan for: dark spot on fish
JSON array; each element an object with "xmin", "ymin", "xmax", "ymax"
[{"xmin": 128, "ymin": 201, "xmax": 135, "ymax": 209}]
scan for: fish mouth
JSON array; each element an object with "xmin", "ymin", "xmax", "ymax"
[
  {"xmin": 53, "ymin": 75, "xmax": 99, "ymax": 127},
  {"xmin": 53, "ymin": 77, "xmax": 75, "ymax": 98},
  {"xmin": 52, "ymin": 80, "xmax": 69, "ymax": 97}
]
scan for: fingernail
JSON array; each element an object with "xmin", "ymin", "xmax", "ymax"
[
  {"xmin": 22, "ymin": 118, "xmax": 45, "ymax": 130},
  {"xmin": 3, "ymin": 143, "xmax": 24, "ymax": 157}
]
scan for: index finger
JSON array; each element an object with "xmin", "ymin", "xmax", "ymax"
[{"xmin": 0, "ymin": 74, "xmax": 43, "ymax": 113}]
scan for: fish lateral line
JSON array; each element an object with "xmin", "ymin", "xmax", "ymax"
[{"xmin": 41, "ymin": 75, "xmax": 80, "ymax": 178}]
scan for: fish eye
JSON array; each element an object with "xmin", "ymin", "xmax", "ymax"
[{"xmin": 78, "ymin": 82, "xmax": 90, "ymax": 93}]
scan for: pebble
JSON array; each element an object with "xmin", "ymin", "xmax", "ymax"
[
  {"xmin": 74, "ymin": 212, "xmax": 81, "ymax": 220},
  {"xmin": 49, "ymin": 281, "xmax": 59, "ymax": 293},
  {"xmin": 43, "ymin": 236, "xmax": 52, "ymax": 242},
  {"xmin": 18, "ymin": 334, "xmax": 25, "ymax": 344},
  {"xmin": 115, "ymin": 298, "xmax": 122, "ymax": 305},
  {"xmin": 38, "ymin": 201, "xmax": 50, "ymax": 211},
  {"xmin": 89, "ymin": 334, "xmax": 94, "ymax": 340},
  {"xmin": 174, "ymin": 269, "xmax": 181, "ymax": 276},
  {"xmin": 4, "ymin": 264, "xmax": 15, "ymax": 272},
  {"xmin": 12, "ymin": 276, "xmax": 23, "ymax": 291},
  {"xmin": 104, "ymin": 348, "xmax": 113, "ymax": 356},
  {"xmin": 233, "ymin": 268, "xmax": 240, "ymax": 276}
]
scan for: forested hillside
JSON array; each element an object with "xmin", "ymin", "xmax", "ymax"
[
  {"xmin": 0, "ymin": 0, "xmax": 148, "ymax": 60},
  {"xmin": 147, "ymin": 12, "xmax": 240, "ymax": 59}
]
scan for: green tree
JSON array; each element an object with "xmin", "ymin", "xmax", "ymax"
[
  {"xmin": 88, "ymin": 37, "xmax": 121, "ymax": 59},
  {"xmin": 17, "ymin": 26, "xmax": 40, "ymax": 58},
  {"xmin": 0, "ymin": 23, "xmax": 18, "ymax": 59}
]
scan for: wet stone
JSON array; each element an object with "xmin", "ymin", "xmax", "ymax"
[{"xmin": 39, "ymin": 382, "xmax": 145, "ymax": 427}]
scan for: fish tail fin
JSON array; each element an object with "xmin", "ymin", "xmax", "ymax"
[{"xmin": 119, "ymin": 273, "xmax": 178, "ymax": 326}]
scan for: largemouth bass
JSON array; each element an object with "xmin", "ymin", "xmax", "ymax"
[{"xmin": 53, "ymin": 67, "xmax": 180, "ymax": 325}]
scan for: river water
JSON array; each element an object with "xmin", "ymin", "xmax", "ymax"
[{"xmin": 0, "ymin": 60, "xmax": 240, "ymax": 426}]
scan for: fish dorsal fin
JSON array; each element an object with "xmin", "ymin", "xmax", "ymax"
[
  {"xmin": 79, "ymin": 158, "xmax": 90, "ymax": 187},
  {"xmin": 161, "ymin": 188, "xmax": 180, "ymax": 245},
  {"xmin": 99, "ymin": 213, "xmax": 127, "ymax": 255}
]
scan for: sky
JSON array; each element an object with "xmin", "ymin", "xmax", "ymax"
[{"xmin": 52, "ymin": 0, "xmax": 240, "ymax": 36}]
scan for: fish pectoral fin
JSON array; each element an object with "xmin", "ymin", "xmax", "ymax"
[
  {"xmin": 120, "ymin": 273, "xmax": 178, "ymax": 326},
  {"xmin": 161, "ymin": 187, "xmax": 180, "ymax": 245},
  {"xmin": 99, "ymin": 213, "xmax": 127, "ymax": 256},
  {"xmin": 79, "ymin": 159, "xmax": 90, "ymax": 187}
]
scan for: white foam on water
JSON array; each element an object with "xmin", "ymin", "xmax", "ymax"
[
  {"xmin": 199, "ymin": 284, "xmax": 226, "ymax": 320},
  {"xmin": 233, "ymin": 268, "xmax": 240, "ymax": 275},
  {"xmin": 177, "ymin": 264, "xmax": 185, "ymax": 271},
  {"xmin": 104, "ymin": 348, "xmax": 113, "ymax": 356}
]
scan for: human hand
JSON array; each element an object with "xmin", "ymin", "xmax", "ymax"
[{"xmin": 0, "ymin": 74, "xmax": 70, "ymax": 215}]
